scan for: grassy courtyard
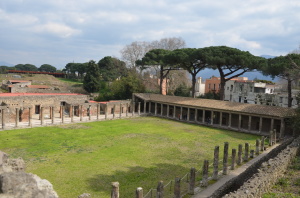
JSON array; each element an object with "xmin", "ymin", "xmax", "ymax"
[{"xmin": 0, "ymin": 117, "xmax": 258, "ymax": 197}]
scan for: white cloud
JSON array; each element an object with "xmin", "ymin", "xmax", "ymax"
[{"xmin": 30, "ymin": 22, "xmax": 81, "ymax": 38}]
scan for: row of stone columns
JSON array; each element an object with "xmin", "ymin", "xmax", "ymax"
[
  {"xmin": 144, "ymin": 101, "xmax": 285, "ymax": 138},
  {"xmin": 1, "ymin": 102, "xmax": 138, "ymax": 129}
]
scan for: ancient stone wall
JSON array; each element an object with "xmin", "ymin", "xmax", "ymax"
[{"xmin": 209, "ymin": 137, "xmax": 299, "ymax": 198}]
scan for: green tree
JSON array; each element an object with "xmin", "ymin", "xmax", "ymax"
[
  {"xmin": 15, "ymin": 64, "xmax": 38, "ymax": 71},
  {"xmin": 98, "ymin": 56, "xmax": 127, "ymax": 82},
  {"xmin": 262, "ymin": 54, "xmax": 300, "ymax": 107},
  {"xmin": 137, "ymin": 49, "xmax": 174, "ymax": 95},
  {"xmin": 174, "ymin": 84, "xmax": 190, "ymax": 97},
  {"xmin": 202, "ymin": 46, "xmax": 266, "ymax": 100},
  {"xmin": 39, "ymin": 64, "xmax": 57, "ymax": 73},
  {"xmin": 165, "ymin": 48, "xmax": 207, "ymax": 98},
  {"xmin": 83, "ymin": 60, "xmax": 102, "ymax": 93}
]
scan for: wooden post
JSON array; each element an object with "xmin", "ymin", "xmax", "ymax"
[
  {"xmin": 149, "ymin": 102, "xmax": 151, "ymax": 114},
  {"xmin": 202, "ymin": 160, "xmax": 209, "ymax": 187},
  {"xmin": 173, "ymin": 105, "xmax": 176, "ymax": 119},
  {"xmin": 228, "ymin": 113, "xmax": 232, "ymax": 128},
  {"xmin": 154, "ymin": 103, "xmax": 157, "ymax": 115},
  {"xmin": 261, "ymin": 136, "xmax": 265, "ymax": 151},
  {"xmin": 111, "ymin": 182, "xmax": 119, "ymax": 198},
  {"xmin": 223, "ymin": 142, "xmax": 229, "ymax": 175},
  {"xmin": 238, "ymin": 114, "xmax": 241, "ymax": 130},
  {"xmin": 189, "ymin": 168, "xmax": 196, "ymax": 194},
  {"xmin": 15, "ymin": 108, "xmax": 19, "ymax": 127},
  {"xmin": 157, "ymin": 181, "xmax": 164, "ymax": 198},
  {"xmin": 231, "ymin": 149, "xmax": 236, "ymax": 170},
  {"xmin": 259, "ymin": 117, "xmax": 263, "ymax": 133},
  {"xmin": 244, "ymin": 143, "xmax": 249, "ymax": 161},
  {"xmin": 212, "ymin": 146, "xmax": 219, "ymax": 180},
  {"xmin": 195, "ymin": 109, "xmax": 198, "ymax": 123},
  {"xmin": 219, "ymin": 112, "xmax": 222, "ymax": 126},
  {"xmin": 136, "ymin": 187, "xmax": 143, "ymax": 198},
  {"xmin": 237, "ymin": 144, "xmax": 243, "ymax": 165},
  {"xmin": 255, "ymin": 139, "xmax": 260, "ymax": 155},
  {"xmin": 174, "ymin": 177, "xmax": 181, "ymax": 198},
  {"xmin": 202, "ymin": 110, "xmax": 205, "ymax": 123}
]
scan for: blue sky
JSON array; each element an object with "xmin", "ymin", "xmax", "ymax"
[{"xmin": 1, "ymin": 0, "xmax": 300, "ymax": 70}]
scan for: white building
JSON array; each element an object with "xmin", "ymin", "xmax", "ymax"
[{"xmin": 194, "ymin": 77, "xmax": 205, "ymax": 97}]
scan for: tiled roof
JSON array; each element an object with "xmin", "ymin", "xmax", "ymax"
[{"xmin": 134, "ymin": 93, "xmax": 295, "ymax": 118}]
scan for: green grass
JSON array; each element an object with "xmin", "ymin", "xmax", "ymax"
[{"xmin": 0, "ymin": 117, "xmax": 258, "ymax": 198}]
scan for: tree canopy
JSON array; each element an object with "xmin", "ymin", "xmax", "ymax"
[
  {"xmin": 201, "ymin": 46, "xmax": 266, "ymax": 100},
  {"xmin": 98, "ymin": 56, "xmax": 127, "ymax": 82},
  {"xmin": 39, "ymin": 64, "xmax": 57, "ymax": 73},
  {"xmin": 15, "ymin": 64, "xmax": 38, "ymax": 71},
  {"xmin": 83, "ymin": 60, "xmax": 102, "ymax": 93}
]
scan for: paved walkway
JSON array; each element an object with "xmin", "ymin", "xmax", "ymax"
[{"xmin": 192, "ymin": 143, "xmax": 280, "ymax": 198}]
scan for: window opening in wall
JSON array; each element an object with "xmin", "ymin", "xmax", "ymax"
[
  {"xmin": 61, "ymin": 101, "xmax": 66, "ymax": 106},
  {"xmin": 111, "ymin": 107, "xmax": 114, "ymax": 114},
  {"xmin": 239, "ymin": 96, "xmax": 242, "ymax": 103}
]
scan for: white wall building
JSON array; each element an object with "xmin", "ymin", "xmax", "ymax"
[{"xmin": 194, "ymin": 77, "xmax": 205, "ymax": 97}]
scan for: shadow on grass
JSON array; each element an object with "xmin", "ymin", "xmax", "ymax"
[{"xmin": 86, "ymin": 163, "xmax": 189, "ymax": 197}]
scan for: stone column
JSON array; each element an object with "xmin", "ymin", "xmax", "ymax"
[
  {"xmin": 189, "ymin": 168, "xmax": 196, "ymax": 194},
  {"xmin": 174, "ymin": 177, "xmax": 181, "ymax": 198},
  {"xmin": 259, "ymin": 117, "xmax": 263, "ymax": 133},
  {"xmin": 213, "ymin": 146, "xmax": 219, "ymax": 180},
  {"xmin": 280, "ymin": 118, "xmax": 285, "ymax": 139},
  {"xmin": 2, "ymin": 109, "xmax": 5, "ymax": 129},
  {"xmin": 28, "ymin": 107, "xmax": 32, "ymax": 127},
  {"xmin": 138, "ymin": 102, "xmax": 141, "ymax": 115},
  {"xmin": 15, "ymin": 108, "xmax": 19, "ymax": 127},
  {"xmin": 50, "ymin": 106, "xmax": 52, "ymax": 119},
  {"xmin": 119, "ymin": 103, "xmax": 122, "ymax": 118},
  {"xmin": 187, "ymin": 108, "xmax": 190, "ymax": 121},
  {"xmin": 273, "ymin": 129, "xmax": 277, "ymax": 144},
  {"xmin": 219, "ymin": 112, "xmax": 222, "ymax": 126},
  {"xmin": 132, "ymin": 102, "xmax": 135, "ymax": 116},
  {"xmin": 173, "ymin": 105, "xmax": 176, "ymax": 119},
  {"xmin": 155, "ymin": 103, "xmax": 157, "ymax": 115},
  {"xmin": 228, "ymin": 113, "xmax": 232, "ymax": 128},
  {"xmin": 261, "ymin": 136, "xmax": 265, "ymax": 151},
  {"xmin": 244, "ymin": 143, "xmax": 249, "ymax": 161},
  {"xmin": 149, "ymin": 102, "xmax": 151, "ymax": 114},
  {"xmin": 160, "ymin": 104, "xmax": 163, "ymax": 116},
  {"xmin": 238, "ymin": 114, "xmax": 242, "ymax": 130},
  {"xmin": 250, "ymin": 150, "xmax": 254, "ymax": 158},
  {"xmin": 51, "ymin": 106, "xmax": 54, "ymax": 124},
  {"xmin": 248, "ymin": 115, "xmax": 252, "ymax": 131},
  {"xmin": 113, "ymin": 104, "xmax": 116, "ymax": 119},
  {"xmin": 111, "ymin": 182, "xmax": 119, "ymax": 198},
  {"xmin": 202, "ymin": 160, "xmax": 209, "ymax": 187},
  {"xmin": 270, "ymin": 118, "xmax": 274, "ymax": 131},
  {"xmin": 61, "ymin": 106, "xmax": 64, "ymax": 123},
  {"xmin": 269, "ymin": 130, "xmax": 273, "ymax": 146},
  {"xmin": 144, "ymin": 102, "xmax": 147, "ymax": 114},
  {"xmin": 71, "ymin": 105, "xmax": 74, "ymax": 122},
  {"xmin": 105, "ymin": 104, "xmax": 108, "ymax": 120},
  {"xmin": 195, "ymin": 109, "xmax": 198, "ymax": 123},
  {"xmin": 157, "ymin": 181, "xmax": 164, "ymax": 198},
  {"xmin": 180, "ymin": 106, "xmax": 183, "ymax": 120},
  {"xmin": 237, "ymin": 144, "xmax": 243, "ymax": 165},
  {"xmin": 40, "ymin": 107, "xmax": 44, "ymax": 125},
  {"xmin": 96, "ymin": 104, "xmax": 99, "ymax": 120},
  {"xmin": 231, "ymin": 149, "xmax": 236, "ymax": 170},
  {"xmin": 136, "ymin": 187, "xmax": 143, "ymax": 198},
  {"xmin": 202, "ymin": 110, "xmax": 205, "ymax": 123},
  {"xmin": 255, "ymin": 139, "xmax": 260, "ymax": 155},
  {"xmin": 88, "ymin": 105, "xmax": 91, "ymax": 121},
  {"xmin": 80, "ymin": 105, "xmax": 83, "ymax": 121},
  {"xmin": 59, "ymin": 106, "xmax": 62, "ymax": 118},
  {"xmin": 210, "ymin": 110, "xmax": 214, "ymax": 125},
  {"xmin": 223, "ymin": 142, "xmax": 229, "ymax": 175},
  {"xmin": 167, "ymin": 105, "xmax": 170, "ymax": 117},
  {"xmin": 126, "ymin": 103, "xmax": 129, "ymax": 117}
]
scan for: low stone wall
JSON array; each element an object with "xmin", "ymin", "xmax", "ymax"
[{"xmin": 219, "ymin": 137, "xmax": 300, "ymax": 198}]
